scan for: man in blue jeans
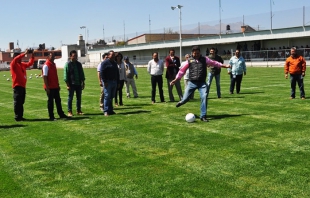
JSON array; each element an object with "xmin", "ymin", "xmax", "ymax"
[
  {"xmin": 64, "ymin": 50, "xmax": 85, "ymax": 117},
  {"xmin": 206, "ymin": 47, "xmax": 224, "ymax": 98},
  {"xmin": 170, "ymin": 46, "xmax": 230, "ymax": 122},
  {"xmin": 100, "ymin": 50, "xmax": 119, "ymax": 116}
]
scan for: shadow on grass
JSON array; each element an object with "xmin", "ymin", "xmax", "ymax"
[
  {"xmin": 237, "ymin": 91, "xmax": 265, "ymax": 95},
  {"xmin": 115, "ymin": 107, "xmax": 144, "ymax": 110},
  {"xmin": 65, "ymin": 117, "xmax": 90, "ymax": 120},
  {"xmin": 207, "ymin": 92, "xmax": 265, "ymax": 99},
  {"xmin": 25, "ymin": 117, "xmax": 90, "ymax": 121},
  {"xmin": 0, "ymin": 124, "xmax": 26, "ymax": 129},
  {"xmin": 114, "ymin": 102, "xmax": 152, "ymax": 106},
  {"xmin": 82, "ymin": 113, "xmax": 104, "ymax": 116},
  {"xmin": 126, "ymin": 96, "xmax": 149, "ymax": 99},
  {"xmin": 207, "ymin": 114, "xmax": 247, "ymax": 120},
  {"xmin": 117, "ymin": 110, "xmax": 151, "ymax": 115}
]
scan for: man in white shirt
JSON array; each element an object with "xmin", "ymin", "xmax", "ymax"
[
  {"xmin": 147, "ymin": 52, "xmax": 165, "ymax": 104},
  {"xmin": 180, "ymin": 54, "xmax": 194, "ymax": 99}
]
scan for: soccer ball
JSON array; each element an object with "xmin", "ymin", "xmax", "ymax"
[
  {"xmin": 7, "ymin": 78, "xmax": 9, "ymax": 81},
  {"xmin": 29, "ymin": 76, "xmax": 32, "ymax": 79},
  {"xmin": 185, "ymin": 113, "xmax": 196, "ymax": 123}
]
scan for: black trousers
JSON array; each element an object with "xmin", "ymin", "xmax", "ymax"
[
  {"xmin": 115, "ymin": 80, "xmax": 125, "ymax": 105},
  {"xmin": 13, "ymin": 86, "xmax": 26, "ymax": 119},
  {"xmin": 151, "ymin": 75, "xmax": 165, "ymax": 102},
  {"xmin": 47, "ymin": 88, "xmax": 65, "ymax": 119},
  {"xmin": 230, "ymin": 74, "xmax": 243, "ymax": 93}
]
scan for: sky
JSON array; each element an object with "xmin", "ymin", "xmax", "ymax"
[{"xmin": 1, "ymin": 0, "xmax": 310, "ymax": 50}]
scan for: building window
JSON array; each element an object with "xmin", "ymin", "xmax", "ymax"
[
  {"xmin": 34, "ymin": 52, "xmax": 42, "ymax": 57},
  {"xmin": 54, "ymin": 52, "xmax": 62, "ymax": 56}
]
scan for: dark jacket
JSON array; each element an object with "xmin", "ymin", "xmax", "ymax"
[
  {"xmin": 188, "ymin": 56, "xmax": 207, "ymax": 81},
  {"xmin": 165, "ymin": 55, "xmax": 181, "ymax": 79},
  {"xmin": 209, "ymin": 55, "xmax": 224, "ymax": 75},
  {"xmin": 100, "ymin": 59, "xmax": 119, "ymax": 83},
  {"xmin": 64, "ymin": 61, "xmax": 85, "ymax": 86}
]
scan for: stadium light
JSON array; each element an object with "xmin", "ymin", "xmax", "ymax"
[{"xmin": 171, "ymin": 5, "xmax": 183, "ymax": 58}]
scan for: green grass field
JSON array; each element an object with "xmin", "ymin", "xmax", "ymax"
[{"xmin": 0, "ymin": 67, "xmax": 309, "ymax": 197}]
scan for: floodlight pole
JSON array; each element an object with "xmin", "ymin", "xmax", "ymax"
[{"xmin": 171, "ymin": 5, "xmax": 183, "ymax": 58}]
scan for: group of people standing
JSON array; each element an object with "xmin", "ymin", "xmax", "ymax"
[
  {"xmin": 99, "ymin": 50, "xmax": 138, "ymax": 116},
  {"xmin": 148, "ymin": 46, "xmax": 247, "ymax": 121},
  {"xmin": 10, "ymin": 49, "xmax": 85, "ymax": 121},
  {"xmin": 9, "ymin": 45, "xmax": 306, "ymax": 122}
]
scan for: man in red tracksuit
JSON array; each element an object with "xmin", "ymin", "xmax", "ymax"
[
  {"xmin": 42, "ymin": 53, "xmax": 68, "ymax": 121},
  {"xmin": 10, "ymin": 49, "xmax": 34, "ymax": 121}
]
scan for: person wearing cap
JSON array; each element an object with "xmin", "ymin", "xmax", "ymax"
[
  {"xmin": 10, "ymin": 49, "xmax": 35, "ymax": 121},
  {"xmin": 97, "ymin": 53, "xmax": 108, "ymax": 110},
  {"xmin": 124, "ymin": 56, "xmax": 138, "ymax": 98}
]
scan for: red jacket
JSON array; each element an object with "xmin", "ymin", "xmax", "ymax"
[
  {"xmin": 43, "ymin": 59, "xmax": 60, "ymax": 89},
  {"xmin": 10, "ymin": 53, "xmax": 34, "ymax": 88},
  {"xmin": 285, "ymin": 55, "xmax": 306, "ymax": 75}
]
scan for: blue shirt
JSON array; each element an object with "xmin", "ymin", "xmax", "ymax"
[{"xmin": 228, "ymin": 56, "xmax": 246, "ymax": 75}]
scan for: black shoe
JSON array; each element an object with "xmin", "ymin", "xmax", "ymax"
[
  {"xmin": 49, "ymin": 118, "xmax": 57, "ymax": 121},
  {"xmin": 15, "ymin": 117, "xmax": 26, "ymax": 122},
  {"xmin": 200, "ymin": 116, "xmax": 209, "ymax": 122},
  {"xmin": 176, "ymin": 102, "xmax": 183, "ymax": 108},
  {"xmin": 110, "ymin": 111, "xmax": 116, "ymax": 115},
  {"xmin": 59, "ymin": 114, "xmax": 68, "ymax": 119}
]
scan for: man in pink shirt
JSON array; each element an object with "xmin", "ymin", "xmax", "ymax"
[{"xmin": 170, "ymin": 46, "xmax": 230, "ymax": 122}]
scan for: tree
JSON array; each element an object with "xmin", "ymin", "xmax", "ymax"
[
  {"xmin": 116, "ymin": 41, "xmax": 126, "ymax": 46},
  {"xmin": 96, "ymin": 39, "xmax": 106, "ymax": 45},
  {"xmin": 165, "ymin": 28, "xmax": 179, "ymax": 34}
]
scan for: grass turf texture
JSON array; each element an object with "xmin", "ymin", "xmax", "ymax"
[{"xmin": 0, "ymin": 67, "xmax": 309, "ymax": 197}]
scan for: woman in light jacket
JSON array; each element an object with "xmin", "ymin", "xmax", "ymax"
[{"xmin": 115, "ymin": 52, "xmax": 127, "ymax": 106}]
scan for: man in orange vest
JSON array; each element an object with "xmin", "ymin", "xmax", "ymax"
[
  {"xmin": 43, "ymin": 53, "xmax": 68, "ymax": 120},
  {"xmin": 10, "ymin": 49, "xmax": 34, "ymax": 121},
  {"xmin": 285, "ymin": 47, "xmax": 306, "ymax": 99}
]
